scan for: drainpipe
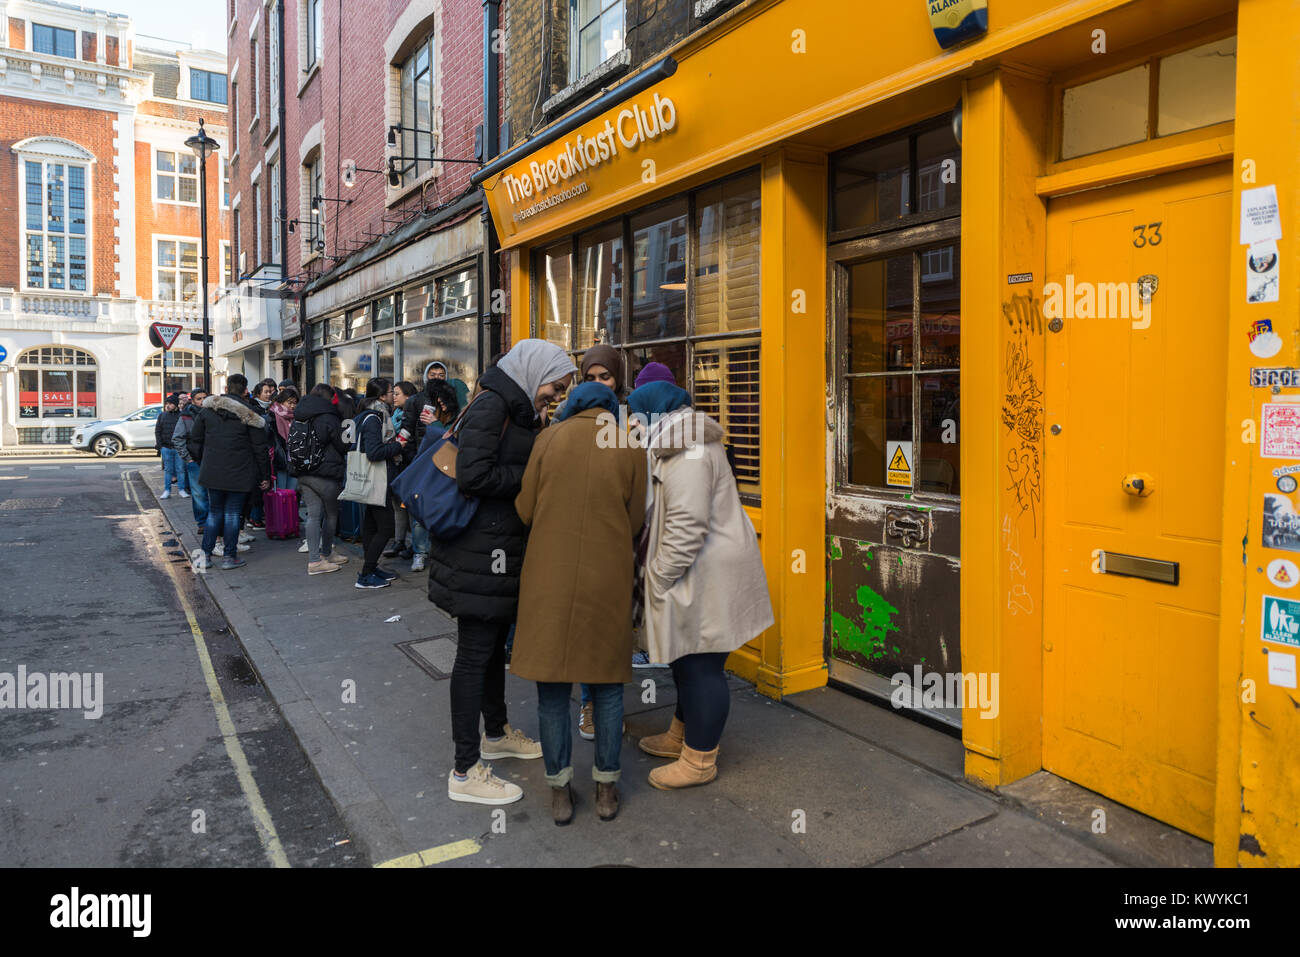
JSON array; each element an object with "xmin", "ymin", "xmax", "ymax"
[
  {"xmin": 278, "ymin": 0, "xmax": 291, "ymax": 358},
  {"xmin": 481, "ymin": 0, "xmax": 502, "ymax": 365}
]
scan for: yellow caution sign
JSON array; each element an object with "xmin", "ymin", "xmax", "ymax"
[{"xmin": 887, "ymin": 441, "xmax": 913, "ymax": 488}]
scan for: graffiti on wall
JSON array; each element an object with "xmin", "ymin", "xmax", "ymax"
[{"xmin": 1001, "ymin": 291, "xmax": 1045, "ymax": 616}]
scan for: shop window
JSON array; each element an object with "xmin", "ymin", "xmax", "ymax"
[
  {"xmin": 577, "ymin": 221, "xmax": 624, "ymax": 348},
  {"xmin": 33, "ymin": 23, "xmax": 76, "ymax": 59},
  {"xmin": 144, "ymin": 349, "xmax": 205, "ymax": 403},
  {"xmin": 157, "ymin": 150, "xmax": 199, "ymax": 204},
  {"xmin": 843, "ymin": 243, "xmax": 961, "ymax": 496},
  {"xmin": 22, "ymin": 160, "xmax": 89, "ymax": 292},
  {"xmin": 537, "ymin": 241, "xmax": 573, "ymax": 350},
  {"xmin": 571, "ymin": 0, "xmax": 624, "ymax": 82},
  {"xmin": 398, "ymin": 32, "xmax": 436, "ymax": 187},
  {"xmin": 374, "ymin": 294, "xmax": 397, "ymax": 332},
  {"xmin": 630, "ymin": 201, "xmax": 686, "ymax": 342},
  {"xmin": 437, "ymin": 268, "xmax": 476, "ymax": 316},
  {"xmin": 325, "ymin": 315, "xmax": 345, "ymax": 343},
  {"xmin": 532, "ymin": 168, "xmax": 762, "ymax": 501},
  {"xmin": 831, "ymin": 118, "xmax": 960, "ymax": 236},
  {"xmin": 348, "ymin": 305, "xmax": 371, "ymax": 340},
  {"xmin": 17, "ymin": 346, "xmax": 98, "ymax": 419},
  {"xmin": 400, "ymin": 315, "xmax": 477, "ymax": 396},
  {"xmin": 1060, "ymin": 35, "xmax": 1236, "ymax": 160},
  {"xmin": 191, "ymin": 68, "xmax": 229, "ymax": 104},
  {"xmin": 156, "ymin": 238, "xmax": 200, "ymax": 302}
]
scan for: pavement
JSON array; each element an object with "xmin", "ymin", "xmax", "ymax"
[{"xmin": 140, "ymin": 464, "xmax": 1214, "ymax": 868}]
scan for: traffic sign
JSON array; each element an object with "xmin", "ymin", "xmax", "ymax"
[
  {"xmin": 149, "ymin": 322, "xmax": 184, "ymax": 350},
  {"xmin": 0, "ymin": 344, "xmax": 7, "ymax": 363}
]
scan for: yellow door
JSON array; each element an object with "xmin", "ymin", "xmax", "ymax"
[{"xmin": 1042, "ymin": 163, "xmax": 1231, "ymax": 840}]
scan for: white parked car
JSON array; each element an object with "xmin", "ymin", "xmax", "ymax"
[{"xmin": 72, "ymin": 404, "xmax": 164, "ymax": 457}]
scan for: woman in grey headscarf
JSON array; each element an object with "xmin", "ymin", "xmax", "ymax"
[{"xmin": 429, "ymin": 338, "xmax": 577, "ymax": 807}]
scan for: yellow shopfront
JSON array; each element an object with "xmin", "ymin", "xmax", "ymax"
[{"xmin": 477, "ymin": 0, "xmax": 1300, "ymax": 865}]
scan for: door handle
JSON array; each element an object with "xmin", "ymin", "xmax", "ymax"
[{"xmin": 1122, "ymin": 472, "xmax": 1154, "ymax": 497}]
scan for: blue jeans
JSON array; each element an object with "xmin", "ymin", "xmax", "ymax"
[
  {"xmin": 274, "ymin": 469, "xmax": 298, "ymax": 492},
  {"xmin": 160, "ymin": 447, "xmax": 188, "ymax": 491},
  {"xmin": 185, "ymin": 462, "xmax": 208, "ymax": 526},
  {"xmin": 410, "ymin": 517, "xmax": 429, "ymax": 556},
  {"xmin": 537, "ymin": 682, "xmax": 623, "ymax": 785},
  {"xmin": 202, "ymin": 489, "xmax": 247, "ymax": 558}
]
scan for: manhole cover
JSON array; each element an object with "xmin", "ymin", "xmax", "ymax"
[
  {"xmin": 0, "ymin": 497, "xmax": 64, "ymax": 510},
  {"xmin": 397, "ymin": 635, "xmax": 458, "ymax": 680}
]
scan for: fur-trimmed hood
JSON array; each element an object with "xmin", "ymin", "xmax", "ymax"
[
  {"xmin": 646, "ymin": 407, "xmax": 725, "ymax": 459},
  {"xmin": 204, "ymin": 393, "xmax": 268, "ymax": 428}
]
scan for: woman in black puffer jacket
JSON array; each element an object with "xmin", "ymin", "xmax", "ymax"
[
  {"xmin": 293, "ymin": 383, "xmax": 350, "ymax": 575},
  {"xmin": 431, "ymin": 339, "xmax": 576, "ymax": 807}
]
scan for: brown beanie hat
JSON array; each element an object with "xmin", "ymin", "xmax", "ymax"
[{"xmin": 580, "ymin": 344, "xmax": 623, "ymax": 393}]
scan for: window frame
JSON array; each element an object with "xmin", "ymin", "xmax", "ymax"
[
  {"xmin": 190, "ymin": 68, "xmax": 229, "ymax": 105},
  {"xmin": 20, "ymin": 157, "xmax": 91, "ymax": 294},
  {"xmin": 32, "ymin": 23, "xmax": 77, "ymax": 59},
  {"xmin": 154, "ymin": 148, "xmax": 200, "ymax": 207},
  {"xmin": 829, "ymin": 216, "xmax": 961, "ymax": 502},
  {"xmin": 154, "ymin": 235, "xmax": 202, "ymax": 303},
  {"xmin": 397, "ymin": 31, "xmax": 437, "ymax": 188},
  {"xmin": 268, "ymin": 158, "xmax": 281, "ymax": 263},
  {"xmin": 306, "ymin": 0, "xmax": 323, "ymax": 70},
  {"xmin": 569, "ymin": 0, "xmax": 625, "ymax": 83}
]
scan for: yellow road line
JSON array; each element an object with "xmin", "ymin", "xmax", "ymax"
[
  {"xmin": 125, "ymin": 471, "xmax": 291, "ymax": 869},
  {"xmin": 375, "ymin": 839, "xmax": 482, "ymax": 868}
]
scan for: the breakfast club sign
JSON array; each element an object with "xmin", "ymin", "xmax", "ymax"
[{"xmin": 498, "ymin": 92, "xmax": 679, "ymax": 225}]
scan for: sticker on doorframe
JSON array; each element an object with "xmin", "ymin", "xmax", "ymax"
[
  {"xmin": 1261, "ymin": 494, "xmax": 1300, "ymax": 553},
  {"xmin": 1261, "ymin": 594, "xmax": 1300, "ymax": 648},
  {"xmin": 1267, "ymin": 558, "xmax": 1299, "ymax": 589},
  {"xmin": 1248, "ymin": 318, "xmax": 1282, "ymax": 358},
  {"xmin": 1241, "ymin": 184, "xmax": 1282, "ymax": 245},
  {"xmin": 1260, "ymin": 403, "xmax": 1300, "ymax": 458},
  {"xmin": 1267, "ymin": 650, "xmax": 1297, "ymax": 689},
  {"xmin": 1248, "ymin": 241, "xmax": 1280, "ymax": 304}
]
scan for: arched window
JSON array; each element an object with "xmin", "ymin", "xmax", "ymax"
[
  {"xmin": 143, "ymin": 349, "xmax": 205, "ymax": 402},
  {"xmin": 17, "ymin": 346, "xmax": 98, "ymax": 423}
]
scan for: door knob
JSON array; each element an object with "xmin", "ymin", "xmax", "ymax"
[{"xmin": 1122, "ymin": 472, "xmax": 1154, "ymax": 497}]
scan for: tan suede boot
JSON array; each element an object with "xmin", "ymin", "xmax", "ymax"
[
  {"xmin": 648, "ymin": 744, "xmax": 718, "ymax": 790},
  {"xmin": 638, "ymin": 716, "xmax": 685, "ymax": 758}
]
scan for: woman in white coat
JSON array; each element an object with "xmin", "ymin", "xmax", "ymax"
[{"xmin": 628, "ymin": 381, "xmax": 774, "ymax": 789}]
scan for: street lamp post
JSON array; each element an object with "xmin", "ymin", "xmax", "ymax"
[{"xmin": 185, "ymin": 118, "xmax": 220, "ymax": 393}]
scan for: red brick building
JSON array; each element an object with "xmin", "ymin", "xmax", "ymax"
[
  {"xmin": 0, "ymin": 0, "xmax": 229, "ymax": 447},
  {"xmin": 223, "ymin": 0, "xmax": 501, "ymax": 393}
]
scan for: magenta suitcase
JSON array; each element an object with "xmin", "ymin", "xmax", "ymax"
[{"xmin": 264, "ymin": 486, "xmax": 300, "ymax": 539}]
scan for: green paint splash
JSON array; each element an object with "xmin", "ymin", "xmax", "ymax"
[{"xmin": 830, "ymin": 584, "xmax": 900, "ymax": 660}]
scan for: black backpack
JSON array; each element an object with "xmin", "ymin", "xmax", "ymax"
[{"xmin": 287, "ymin": 418, "xmax": 327, "ymax": 475}]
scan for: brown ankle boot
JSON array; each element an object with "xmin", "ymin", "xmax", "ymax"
[
  {"xmin": 648, "ymin": 744, "xmax": 718, "ymax": 790},
  {"xmin": 551, "ymin": 783, "xmax": 574, "ymax": 826},
  {"xmin": 595, "ymin": 781, "xmax": 619, "ymax": 821},
  {"xmin": 638, "ymin": 716, "xmax": 685, "ymax": 758}
]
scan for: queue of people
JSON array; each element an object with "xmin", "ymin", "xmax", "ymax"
[{"xmin": 168, "ymin": 339, "xmax": 772, "ymax": 824}]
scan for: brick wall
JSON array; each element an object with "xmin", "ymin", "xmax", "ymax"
[
  {"xmin": 8, "ymin": 18, "xmax": 24, "ymax": 50},
  {"xmin": 228, "ymin": 0, "xmax": 488, "ymax": 290},
  {"xmin": 0, "ymin": 96, "xmax": 119, "ymax": 296}
]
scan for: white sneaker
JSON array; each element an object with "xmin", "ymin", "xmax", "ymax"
[
  {"xmin": 238, "ymin": 532, "xmax": 255, "ymax": 544},
  {"xmin": 160, "ymin": 489, "xmax": 171, "ymax": 500},
  {"xmin": 298, "ymin": 539, "xmax": 309, "ymax": 553},
  {"xmin": 480, "ymin": 724, "xmax": 543, "ymax": 760},
  {"xmin": 212, "ymin": 542, "xmax": 250, "ymax": 557},
  {"xmin": 179, "ymin": 490, "xmax": 191, "ymax": 498},
  {"xmin": 447, "ymin": 762, "xmax": 523, "ymax": 805}
]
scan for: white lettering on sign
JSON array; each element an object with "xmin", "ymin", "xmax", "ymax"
[{"xmin": 500, "ymin": 93, "xmax": 678, "ymax": 212}]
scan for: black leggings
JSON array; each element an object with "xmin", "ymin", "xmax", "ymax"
[
  {"xmin": 671, "ymin": 652, "xmax": 731, "ymax": 751},
  {"xmin": 361, "ymin": 499, "xmax": 395, "ymax": 575}
]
